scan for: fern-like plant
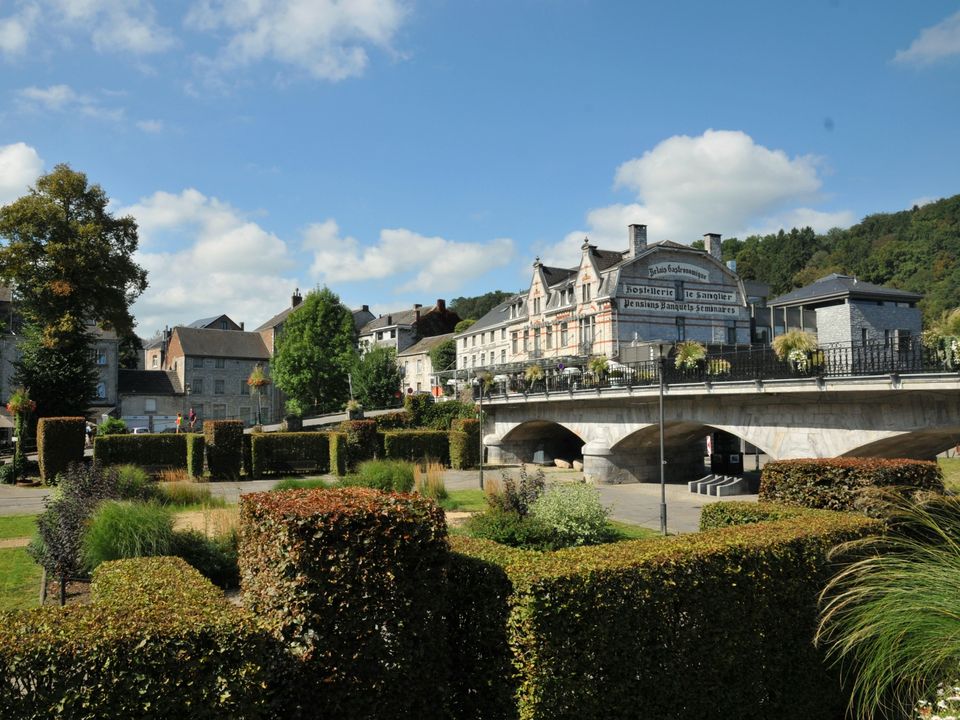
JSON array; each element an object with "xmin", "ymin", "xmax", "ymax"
[
  {"xmin": 524, "ymin": 364, "xmax": 544, "ymax": 383},
  {"xmin": 588, "ymin": 356, "xmax": 609, "ymax": 377},
  {"xmin": 673, "ymin": 340, "xmax": 706, "ymax": 370},
  {"xmin": 771, "ymin": 329, "xmax": 818, "ymax": 361}
]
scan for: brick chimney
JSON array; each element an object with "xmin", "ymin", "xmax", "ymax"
[
  {"xmin": 387, "ymin": 315, "xmax": 393, "ymax": 325},
  {"xmin": 362, "ymin": 304, "xmax": 369, "ymax": 312},
  {"xmin": 291, "ymin": 288, "xmax": 302, "ymax": 308},
  {"xmin": 628, "ymin": 223, "xmax": 647, "ymax": 256},
  {"xmin": 240, "ymin": 321, "xmax": 245, "ymax": 331},
  {"xmin": 436, "ymin": 299, "xmax": 446, "ymax": 311},
  {"xmin": 704, "ymin": 233, "xmax": 722, "ymax": 260}
]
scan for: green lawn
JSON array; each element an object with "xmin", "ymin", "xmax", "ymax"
[
  {"xmin": 439, "ymin": 489, "xmax": 487, "ymax": 513},
  {"xmin": 0, "ymin": 514, "xmax": 37, "ymax": 540},
  {"xmin": 939, "ymin": 458, "xmax": 960, "ymax": 493},
  {"xmin": 0, "ymin": 548, "xmax": 42, "ymax": 611},
  {"xmin": 606, "ymin": 520, "xmax": 661, "ymax": 541}
]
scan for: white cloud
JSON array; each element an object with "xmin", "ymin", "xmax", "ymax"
[
  {"xmin": 0, "ymin": 6, "xmax": 38, "ymax": 57},
  {"xmin": 17, "ymin": 83, "xmax": 125, "ymax": 121},
  {"xmin": 541, "ymin": 129, "xmax": 852, "ymax": 267},
  {"xmin": 185, "ymin": 0, "xmax": 408, "ymax": 81},
  {"xmin": 743, "ymin": 208, "xmax": 856, "ymax": 238},
  {"xmin": 49, "ymin": 0, "xmax": 174, "ymax": 54},
  {"xmin": 122, "ymin": 189, "xmax": 298, "ymax": 333},
  {"xmin": 304, "ymin": 219, "xmax": 515, "ymax": 293},
  {"xmin": 0, "ymin": 142, "xmax": 43, "ymax": 206},
  {"xmin": 894, "ymin": 11, "xmax": 960, "ymax": 66},
  {"xmin": 136, "ymin": 118, "xmax": 163, "ymax": 133}
]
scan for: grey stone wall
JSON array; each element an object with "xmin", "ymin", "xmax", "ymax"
[
  {"xmin": 183, "ymin": 355, "xmax": 273, "ymax": 426},
  {"xmin": 814, "ymin": 304, "xmax": 851, "ymax": 345},
  {"xmin": 815, "ymin": 301, "xmax": 921, "ymax": 345}
]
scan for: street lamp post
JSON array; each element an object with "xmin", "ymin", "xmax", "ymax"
[
  {"xmin": 477, "ymin": 375, "xmax": 484, "ymax": 491},
  {"xmin": 658, "ymin": 347, "xmax": 668, "ymax": 536}
]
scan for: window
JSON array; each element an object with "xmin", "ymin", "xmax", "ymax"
[
  {"xmin": 579, "ymin": 316, "xmax": 595, "ymax": 346},
  {"xmin": 861, "ymin": 328, "xmax": 868, "ymax": 346},
  {"xmin": 213, "ymin": 404, "xmax": 226, "ymax": 420},
  {"xmin": 546, "ymin": 325, "xmax": 553, "ymax": 350},
  {"xmin": 471, "ymin": 355, "xmax": 476, "ymax": 367},
  {"xmin": 96, "ymin": 382, "xmax": 106, "ymax": 399},
  {"xmin": 215, "ymin": 358, "xmax": 225, "ymax": 369},
  {"xmin": 472, "ymin": 335, "xmax": 476, "ymax": 347},
  {"xmin": 417, "ymin": 359, "xmax": 423, "ymax": 374},
  {"xmin": 193, "ymin": 357, "xmax": 204, "ymax": 368},
  {"xmin": 500, "ymin": 349, "xmax": 506, "ymax": 365},
  {"xmin": 377, "ymin": 331, "xmax": 384, "ymax": 340},
  {"xmin": 151, "ymin": 355, "xmax": 159, "ymax": 368},
  {"xmin": 480, "ymin": 352, "xmax": 485, "ymax": 366},
  {"xmin": 533, "ymin": 297, "xmax": 541, "ymax": 314},
  {"xmin": 582, "ymin": 283, "xmax": 592, "ymax": 303},
  {"xmin": 523, "ymin": 330, "xmax": 529, "ymax": 352},
  {"xmin": 145, "ymin": 398, "xmax": 157, "ymax": 413},
  {"xmin": 403, "ymin": 362, "xmax": 408, "ymax": 377},
  {"xmin": 884, "ymin": 329, "xmax": 891, "ymax": 347},
  {"xmin": 501, "ymin": 328, "xmax": 506, "ymax": 340},
  {"xmin": 219, "ymin": 320, "xmax": 228, "ymax": 330},
  {"xmin": 91, "ymin": 348, "xmax": 108, "ymax": 366},
  {"xmin": 512, "ymin": 332, "xmax": 518, "ymax": 354},
  {"xmin": 193, "ymin": 378, "xmax": 204, "ymax": 394},
  {"xmin": 726, "ymin": 325, "xmax": 737, "ymax": 345},
  {"xmin": 533, "ymin": 329, "xmax": 541, "ymax": 354},
  {"xmin": 897, "ymin": 329, "xmax": 911, "ymax": 352},
  {"xmin": 676, "ymin": 317, "xmax": 686, "ymax": 341},
  {"xmin": 389, "ymin": 329, "xmax": 396, "ymax": 339},
  {"xmin": 215, "ymin": 379, "xmax": 225, "ymax": 394},
  {"xmin": 561, "ymin": 323, "xmax": 568, "ymax": 347}
]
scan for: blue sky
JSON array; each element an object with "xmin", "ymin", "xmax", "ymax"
[{"xmin": 0, "ymin": 1, "xmax": 958, "ymax": 337}]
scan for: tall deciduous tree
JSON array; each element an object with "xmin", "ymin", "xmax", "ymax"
[
  {"xmin": 0, "ymin": 164, "xmax": 147, "ymax": 416},
  {"xmin": 352, "ymin": 345, "xmax": 402, "ymax": 409},
  {"xmin": 272, "ymin": 287, "xmax": 357, "ymax": 414},
  {"xmin": 428, "ymin": 338, "xmax": 457, "ymax": 373}
]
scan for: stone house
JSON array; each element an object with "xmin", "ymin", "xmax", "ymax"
[
  {"xmin": 455, "ymin": 225, "xmax": 757, "ymax": 373},
  {"xmin": 398, "ymin": 333, "xmax": 455, "ymax": 396},
  {"xmin": 117, "ymin": 369, "xmax": 184, "ymax": 432},
  {"xmin": 358, "ymin": 300, "xmax": 460, "ymax": 355},
  {"xmin": 766, "ymin": 274, "xmax": 923, "ymax": 346}
]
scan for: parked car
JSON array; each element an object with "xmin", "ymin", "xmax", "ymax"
[{"xmin": 131, "ymin": 427, "xmax": 150, "ymax": 435}]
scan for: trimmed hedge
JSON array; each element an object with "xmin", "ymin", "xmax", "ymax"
[
  {"xmin": 0, "ymin": 556, "xmax": 289, "ymax": 719},
  {"xmin": 759, "ymin": 458, "xmax": 945, "ymax": 516},
  {"xmin": 383, "ymin": 429, "xmax": 450, "ymax": 464},
  {"xmin": 374, "ymin": 410, "xmax": 413, "ymax": 431},
  {"xmin": 699, "ymin": 500, "xmax": 821, "ymax": 531},
  {"xmin": 94, "ymin": 433, "xmax": 187, "ymax": 469},
  {"xmin": 242, "ymin": 433, "xmax": 252, "ymax": 477},
  {"xmin": 239, "ymin": 488, "xmax": 448, "ymax": 719},
  {"xmin": 450, "ymin": 418, "xmax": 480, "ymax": 469},
  {"xmin": 249, "ymin": 432, "xmax": 331, "ymax": 478},
  {"xmin": 339, "ymin": 419, "xmax": 380, "ymax": 468},
  {"xmin": 204, "ymin": 420, "xmax": 243, "ymax": 480},
  {"xmin": 186, "ymin": 433, "xmax": 205, "ymax": 478},
  {"xmin": 329, "ymin": 432, "xmax": 347, "ymax": 476},
  {"xmin": 448, "ymin": 511, "xmax": 879, "ymax": 720},
  {"xmin": 37, "ymin": 416, "xmax": 85, "ymax": 484}
]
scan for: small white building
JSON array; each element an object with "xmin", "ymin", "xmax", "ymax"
[{"xmin": 397, "ymin": 333, "xmax": 455, "ymax": 397}]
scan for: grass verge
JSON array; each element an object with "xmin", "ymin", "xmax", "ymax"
[
  {"xmin": 0, "ymin": 514, "xmax": 37, "ymax": 540},
  {"xmin": 439, "ymin": 489, "xmax": 487, "ymax": 513},
  {"xmin": 0, "ymin": 548, "xmax": 42, "ymax": 611},
  {"xmin": 605, "ymin": 520, "xmax": 661, "ymax": 541},
  {"xmin": 939, "ymin": 457, "xmax": 960, "ymax": 493}
]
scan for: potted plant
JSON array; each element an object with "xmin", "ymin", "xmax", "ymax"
[
  {"xmin": 524, "ymin": 364, "xmax": 544, "ymax": 392},
  {"xmin": 772, "ymin": 330, "xmax": 819, "ymax": 374},
  {"xmin": 674, "ymin": 340, "xmax": 707, "ymax": 371},
  {"xmin": 345, "ymin": 398, "xmax": 364, "ymax": 420},
  {"xmin": 5, "ymin": 387, "xmax": 34, "ymax": 484},
  {"xmin": 588, "ymin": 356, "xmax": 609, "ymax": 380},
  {"xmin": 283, "ymin": 398, "xmax": 304, "ymax": 431}
]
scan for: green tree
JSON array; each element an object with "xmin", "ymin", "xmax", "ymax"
[
  {"xmin": 454, "ymin": 318, "xmax": 476, "ymax": 333},
  {"xmin": 352, "ymin": 346, "xmax": 402, "ymax": 409},
  {"xmin": 449, "ymin": 290, "xmax": 513, "ymax": 322},
  {"xmin": 0, "ymin": 165, "xmax": 147, "ymax": 416},
  {"xmin": 272, "ymin": 287, "xmax": 357, "ymax": 414},
  {"xmin": 429, "ymin": 338, "xmax": 457, "ymax": 373}
]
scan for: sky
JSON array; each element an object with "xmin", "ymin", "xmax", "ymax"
[{"xmin": 0, "ymin": 1, "xmax": 958, "ymax": 338}]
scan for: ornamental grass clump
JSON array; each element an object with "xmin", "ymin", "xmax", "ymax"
[
  {"xmin": 415, "ymin": 460, "xmax": 447, "ymax": 500},
  {"xmin": 343, "ymin": 458, "xmax": 415, "ymax": 492},
  {"xmin": 82, "ymin": 500, "xmax": 174, "ymax": 571},
  {"xmin": 673, "ymin": 340, "xmax": 706, "ymax": 370},
  {"xmin": 817, "ymin": 495, "xmax": 960, "ymax": 719}
]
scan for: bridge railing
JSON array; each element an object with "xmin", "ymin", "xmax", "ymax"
[{"xmin": 471, "ymin": 339, "xmax": 953, "ymax": 400}]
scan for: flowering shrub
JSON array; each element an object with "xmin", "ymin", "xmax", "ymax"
[
  {"xmin": 530, "ymin": 483, "xmax": 610, "ymax": 546},
  {"xmin": 673, "ymin": 340, "xmax": 706, "ymax": 370},
  {"xmin": 788, "ymin": 348, "xmax": 809, "ymax": 370},
  {"xmin": 486, "ymin": 465, "xmax": 545, "ymax": 517},
  {"xmin": 917, "ymin": 684, "xmax": 960, "ymax": 719}
]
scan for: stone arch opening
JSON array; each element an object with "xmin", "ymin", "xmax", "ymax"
[
  {"xmin": 500, "ymin": 420, "xmax": 585, "ymax": 466},
  {"xmin": 841, "ymin": 427, "xmax": 960, "ymax": 461}
]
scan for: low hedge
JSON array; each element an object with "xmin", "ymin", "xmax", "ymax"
[
  {"xmin": 759, "ymin": 458, "xmax": 945, "ymax": 516},
  {"xmin": 374, "ymin": 410, "xmax": 413, "ymax": 431},
  {"xmin": 94, "ymin": 433, "xmax": 187, "ymax": 470},
  {"xmin": 450, "ymin": 418, "xmax": 480, "ymax": 469},
  {"xmin": 699, "ymin": 501, "xmax": 824, "ymax": 531},
  {"xmin": 0, "ymin": 556, "xmax": 289, "ymax": 719},
  {"xmin": 37, "ymin": 416, "xmax": 85, "ymax": 483},
  {"xmin": 204, "ymin": 420, "xmax": 243, "ymax": 480},
  {"xmin": 383, "ymin": 430, "xmax": 449, "ymax": 464},
  {"xmin": 186, "ymin": 433, "xmax": 205, "ymax": 478},
  {"xmin": 239, "ymin": 488, "xmax": 448, "ymax": 719},
  {"xmin": 249, "ymin": 432, "xmax": 331, "ymax": 478},
  {"xmin": 448, "ymin": 511, "xmax": 879, "ymax": 720}
]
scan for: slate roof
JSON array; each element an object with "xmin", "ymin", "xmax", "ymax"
[
  {"xmin": 768, "ymin": 274, "xmax": 923, "ymax": 308},
  {"xmin": 254, "ymin": 306, "xmax": 296, "ymax": 332},
  {"xmin": 398, "ymin": 333, "xmax": 456, "ymax": 357},
  {"xmin": 360, "ymin": 307, "xmax": 424, "ymax": 334},
  {"xmin": 187, "ymin": 314, "xmax": 239, "ymax": 330},
  {"xmin": 118, "ymin": 370, "xmax": 182, "ymax": 395},
  {"xmin": 465, "ymin": 295, "xmax": 525, "ymax": 334},
  {"xmin": 172, "ymin": 326, "xmax": 270, "ymax": 360},
  {"xmin": 540, "ymin": 266, "xmax": 577, "ymax": 286}
]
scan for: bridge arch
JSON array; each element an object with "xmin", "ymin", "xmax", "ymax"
[
  {"xmin": 841, "ymin": 427, "xmax": 960, "ymax": 460},
  {"xmin": 494, "ymin": 419, "xmax": 586, "ymax": 466}
]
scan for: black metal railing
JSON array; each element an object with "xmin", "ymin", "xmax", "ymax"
[{"xmin": 470, "ymin": 339, "xmax": 953, "ymax": 400}]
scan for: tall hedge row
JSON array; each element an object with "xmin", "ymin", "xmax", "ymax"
[
  {"xmin": 383, "ymin": 430, "xmax": 450, "ymax": 464},
  {"xmin": 449, "ymin": 418, "xmax": 480, "ymax": 469},
  {"xmin": 186, "ymin": 433, "xmax": 205, "ymax": 478},
  {"xmin": 36, "ymin": 417, "xmax": 85, "ymax": 484},
  {"xmin": 239, "ymin": 488, "xmax": 449, "ymax": 719},
  {"xmin": 204, "ymin": 420, "xmax": 243, "ymax": 480},
  {"xmin": 448, "ymin": 511, "xmax": 878, "ymax": 720},
  {"xmin": 249, "ymin": 432, "xmax": 331, "ymax": 478},
  {"xmin": 339, "ymin": 419, "xmax": 380, "ymax": 468},
  {"xmin": 94, "ymin": 433, "xmax": 188, "ymax": 469},
  {"xmin": 0, "ymin": 556, "xmax": 289, "ymax": 719},
  {"xmin": 759, "ymin": 458, "xmax": 944, "ymax": 516}
]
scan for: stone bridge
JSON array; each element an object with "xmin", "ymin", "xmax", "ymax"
[{"xmin": 481, "ymin": 374, "xmax": 960, "ymax": 484}]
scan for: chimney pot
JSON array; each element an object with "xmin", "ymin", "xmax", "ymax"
[
  {"xmin": 414, "ymin": 303, "xmax": 422, "ymax": 310},
  {"xmin": 704, "ymin": 233, "xmax": 722, "ymax": 260},
  {"xmin": 437, "ymin": 299, "xmax": 446, "ymax": 311},
  {"xmin": 291, "ymin": 288, "xmax": 302, "ymax": 308},
  {"xmin": 628, "ymin": 223, "xmax": 647, "ymax": 256},
  {"xmin": 240, "ymin": 321, "xmax": 245, "ymax": 331}
]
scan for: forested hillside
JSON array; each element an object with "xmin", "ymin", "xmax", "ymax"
[{"xmin": 709, "ymin": 195, "xmax": 960, "ymax": 322}]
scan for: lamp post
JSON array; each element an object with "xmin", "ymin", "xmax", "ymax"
[
  {"xmin": 476, "ymin": 374, "xmax": 484, "ymax": 491},
  {"xmin": 658, "ymin": 345, "xmax": 667, "ymax": 536}
]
